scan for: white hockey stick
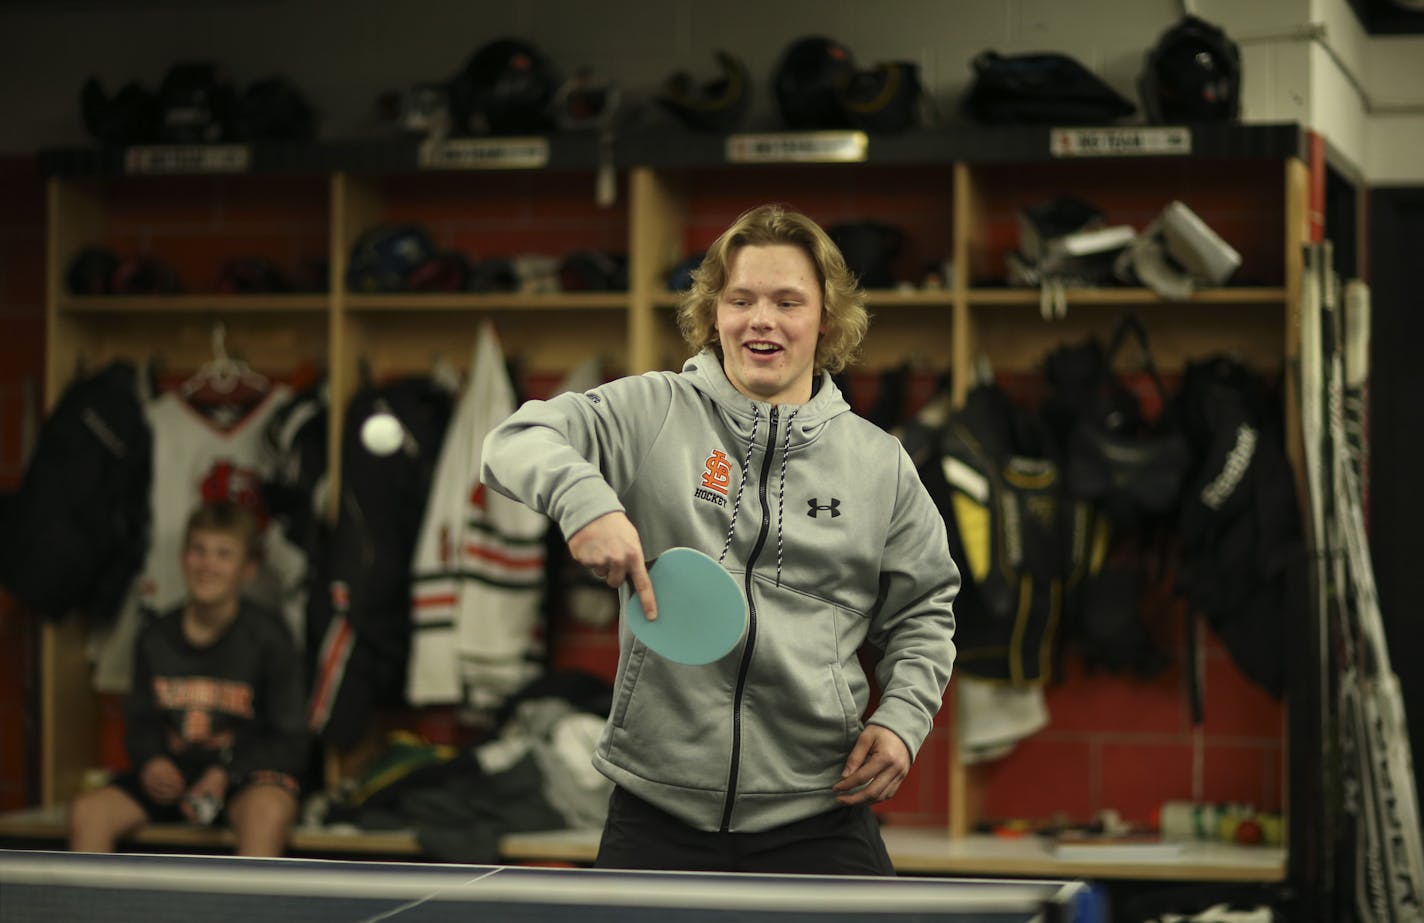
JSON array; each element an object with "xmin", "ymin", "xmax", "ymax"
[{"xmin": 1304, "ymin": 242, "xmax": 1424, "ymax": 921}]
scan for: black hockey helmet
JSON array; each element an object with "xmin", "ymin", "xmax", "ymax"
[
  {"xmin": 406, "ymin": 251, "xmax": 472, "ymax": 293},
  {"xmin": 835, "ymin": 61, "xmax": 924, "ymax": 134},
  {"xmin": 466, "ymin": 257, "xmax": 519, "ymax": 293},
  {"xmin": 66, "ymin": 246, "xmax": 121, "ymax": 294},
  {"xmin": 346, "ymin": 224, "xmax": 439, "ymax": 293},
  {"xmin": 80, "ymin": 78, "xmax": 160, "ymax": 146},
  {"xmin": 829, "ymin": 221, "xmax": 904, "ymax": 289},
  {"xmin": 111, "ymin": 255, "xmax": 182, "ymax": 294},
  {"xmin": 774, "ymin": 36, "xmax": 856, "ymax": 129},
  {"xmin": 449, "ymin": 38, "xmax": 557, "ymax": 135},
  {"xmin": 558, "ymin": 250, "xmax": 627, "ymax": 292},
  {"xmin": 234, "ymin": 76, "xmax": 317, "ymax": 141},
  {"xmin": 552, "ymin": 69, "xmax": 622, "ymax": 131},
  {"xmin": 656, "ymin": 51, "xmax": 751, "ymax": 132},
  {"xmin": 155, "ymin": 62, "xmax": 239, "ymax": 144},
  {"xmin": 1139, "ymin": 15, "xmax": 1242, "ymax": 123},
  {"xmin": 218, "ymin": 257, "xmax": 292, "ymax": 294}
]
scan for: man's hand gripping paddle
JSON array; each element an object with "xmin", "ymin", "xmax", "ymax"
[{"xmin": 624, "ymin": 548, "xmax": 747, "ymax": 665}]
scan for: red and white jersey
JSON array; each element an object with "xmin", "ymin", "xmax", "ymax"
[
  {"xmin": 89, "ymin": 385, "xmax": 305, "ymax": 693},
  {"xmin": 407, "ymin": 324, "xmax": 548, "ymax": 715}
]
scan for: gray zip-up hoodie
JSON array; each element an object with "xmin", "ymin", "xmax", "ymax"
[{"xmin": 481, "ymin": 350, "xmax": 959, "ymax": 833}]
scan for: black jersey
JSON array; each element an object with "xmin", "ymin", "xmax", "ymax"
[{"xmin": 124, "ymin": 600, "xmax": 309, "ymax": 791}]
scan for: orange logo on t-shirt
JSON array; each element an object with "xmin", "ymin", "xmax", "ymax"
[{"xmin": 701, "ymin": 449, "xmax": 732, "ymax": 495}]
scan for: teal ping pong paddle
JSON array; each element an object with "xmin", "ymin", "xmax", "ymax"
[{"xmin": 625, "ymin": 547, "xmax": 748, "ymax": 665}]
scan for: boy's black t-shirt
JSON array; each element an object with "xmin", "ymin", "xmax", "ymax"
[{"xmin": 123, "ymin": 599, "xmax": 309, "ymax": 791}]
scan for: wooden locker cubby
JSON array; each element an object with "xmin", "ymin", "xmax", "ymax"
[
  {"xmin": 42, "ymin": 172, "xmax": 331, "ymax": 805},
  {"xmin": 31, "ymin": 124, "xmax": 1311, "ymax": 867}
]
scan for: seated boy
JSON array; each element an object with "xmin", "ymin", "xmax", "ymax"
[{"xmin": 68, "ymin": 500, "xmax": 309, "ymax": 856}]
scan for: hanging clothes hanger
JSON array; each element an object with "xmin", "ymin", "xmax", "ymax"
[
  {"xmin": 180, "ymin": 321, "xmax": 271, "ymax": 411},
  {"xmin": 973, "ymin": 352, "xmax": 995, "ymax": 387},
  {"xmin": 430, "ymin": 351, "xmax": 461, "ymax": 394}
]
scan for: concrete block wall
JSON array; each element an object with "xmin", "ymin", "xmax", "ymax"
[{"xmin": 0, "ymin": 0, "xmax": 1414, "ymax": 180}]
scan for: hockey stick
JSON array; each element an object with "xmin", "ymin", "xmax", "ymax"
[
  {"xmin": 1305, "ymin": 241, "xmax": 1424, "ymax": 921},
  {"xmin": 1298, "ymin": 241, "xmax": 1344, "ymax": 910},
  {"xmin": 1336, "ymin": 278, "xmax": 1424, "ymax": 922}
]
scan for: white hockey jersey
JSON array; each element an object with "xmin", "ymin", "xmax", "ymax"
[
  {"xmin": 89, "ymin": 386, "xmax": 307, "ymax": 693},
  {"xmin": 406, "ymin": 324, "xmax": 548, "ymax": 716}
]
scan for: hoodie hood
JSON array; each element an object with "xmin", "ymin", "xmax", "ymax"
[{"xmin": 681, "ymin": 349, "xmax": 853, "ymax": 446}]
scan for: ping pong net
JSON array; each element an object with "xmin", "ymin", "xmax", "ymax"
[{"xmin": 0, "ymin": 849, "xmax": 1099, "ymax": 922}]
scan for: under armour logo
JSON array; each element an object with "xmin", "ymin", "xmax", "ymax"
[{"xmin": 807, "ymin": 498, "xmax": 841, "ymax": 518}]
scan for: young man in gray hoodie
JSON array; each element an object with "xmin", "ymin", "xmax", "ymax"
[{"xmin": 481, "ymin": 203, "xmax": 959, "ymax": 875}]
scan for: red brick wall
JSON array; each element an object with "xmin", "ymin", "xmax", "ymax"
[
  {"xmin": 973, "ymin": 605, "xmax": 1285, "ymax": 829},
  {"xmin": 0, "ymin": 156, "xmax": 47, "ymax": 811}
]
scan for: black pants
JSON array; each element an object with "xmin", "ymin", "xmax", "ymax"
[{"xmin": 594, "ymin": 786, "xmax": 895, "ymax": 876}]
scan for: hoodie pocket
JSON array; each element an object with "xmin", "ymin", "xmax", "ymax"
[
  {"xmin": 606, "ymin": 640, "xmax": 735, "ymax": 792},
  {"xmin": 609, "ymin": 643, "xmax": 649, "ymax": 730},
  {"xmin": 828, "ymin": 659, "xmax": 860, "ymax": 745},
  {"xmin": 736, "ymin": 582, "xmax": 870, "ymax": 792}
]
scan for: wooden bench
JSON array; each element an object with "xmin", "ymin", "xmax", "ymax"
[
  {"xmin": 1, "ymin": 805, "xmax": 1285, "ymax": 882},
  {"xmin": 0, "ymin": 804, "xmax": 421, "ymax": 859}
]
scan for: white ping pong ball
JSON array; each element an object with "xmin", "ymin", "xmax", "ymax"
[{"xmin": 360, "ymin": 412, "xmax": 404, "ymax": 456}]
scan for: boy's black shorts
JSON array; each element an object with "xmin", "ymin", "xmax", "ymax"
[{"xmin": 111, "ymin": 762, "xmax": 296, "ymax": 824}]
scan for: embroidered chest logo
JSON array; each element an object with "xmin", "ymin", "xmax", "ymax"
[
  {"xmin": 694, "ymin": 448, "xmax": 732, "ymax": 508},
  {"xmin": 200, "ymin": 460, "xmax": 268, "ymax": 528},
  {"xmin": 807, "ymin": 498, "xmax": 842, "ymax": 518}
]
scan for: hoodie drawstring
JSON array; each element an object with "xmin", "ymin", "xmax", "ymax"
[
  {"xmin": 718, "ymin": 406, "xmax": 759, "ymax": 566},
  {"xmin": 775, "ymin": 407, "xmax": 799, "ymax": 587},
  {"xmin": 718, "ymin": 404, "xmax": 797, "ymax": 587}
]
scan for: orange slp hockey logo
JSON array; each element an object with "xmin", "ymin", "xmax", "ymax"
[
  {"xmin": 694, "ymin": 448, "xmax": 732, "ymax": 508},
  {"xmin": 701, "ymin": 450, "xmax": 732, "ymax": 494}
]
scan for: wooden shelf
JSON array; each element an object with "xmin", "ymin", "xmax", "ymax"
[
  {"xmin": 345, "ymin": 293, "xmax": 628, "ymax": 312},
  {"xmin": 58, "ymin": 295, "xmax": 329, "ymax": 314},
  {"xmin": 651, "ymin": 288, "xmax": 956, "ymax": 310},
  {"xmin": 864, "ymin": 290, "xmax": 957, "ymax": 307},
  {"xmin": 966, "ymin": 287, "xmax": 1286, "ymax": 307},
  {"xmin": 40, "ymin": 123, "xmax": 1308, "ymax": 178}
]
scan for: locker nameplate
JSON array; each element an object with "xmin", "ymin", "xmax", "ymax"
[
  {"xmin": 1050, "ymin": 127, "xmax": 1191, "ymax": 158},
  {"xmin": 726, "ymin": 131, "xmax": 869, "ymax": 164},
  {"xmin": 419, "ymin": 137, "xmax": 550, "ymax": 170},
  {"xmin": 124, "ymin": 145, "xmax": 253, "ymax": 174}
]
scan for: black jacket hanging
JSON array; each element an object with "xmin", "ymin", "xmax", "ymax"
[
  {"xmin": 1173, "ymin": 355, "xmax": 1303, "ymax": 701},
  {"xmin": 0, "ymin": 360, "xmax": 152, "ymax": 624}
]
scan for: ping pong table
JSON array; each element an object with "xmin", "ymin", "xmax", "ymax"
[{"xmin": 0, "ymin": 848, "xmax": 1104, "ymax": 922}]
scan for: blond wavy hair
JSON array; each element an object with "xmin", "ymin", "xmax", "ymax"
[{"xmin": 676, "ymin": 203, "xmax": 869, "ymax": 374}]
